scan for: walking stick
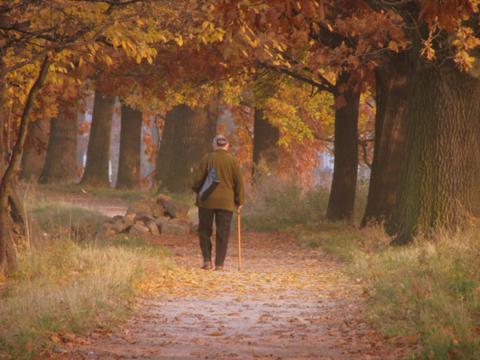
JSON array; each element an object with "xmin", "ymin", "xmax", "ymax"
[{"xmin": 237, "ymin": 208, "xmax": 242, "ymax": 271}]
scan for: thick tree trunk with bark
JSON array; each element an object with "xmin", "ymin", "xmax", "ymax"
[
  {"xmin": 0, "ymin": 57, "xmax": 50, "ymax": 274},
  {"xmin": 326, "ymin": 73, "xmax": 360, "ymax": 222},
  {"xmin": 20, "ymin": 118, "xmax": 50, "ymax": 182},
  {"xmin": 252, "ymin": 109, "xmax": 280, "ymax": 178},
  {"xmin": 116, "ymin": 104, "xmax": 142, "ymax": 189},
  {"xmin": 361, "ymin": 54, "xmax": 412, "ymax": 227},
  {"xmin": 155, "ymin": 104, "xmax": 217, "ymax": 193},
  {"xmin": 390, "ymin": 62, "xmax": 480, "ymax": 244},
  {"xmin": 39, "ymin": 103, "xmax": 78, "ymax": 184},
  {"xmin": 80, "ymin": 91, "xmax": 115, "ymax": 187}
]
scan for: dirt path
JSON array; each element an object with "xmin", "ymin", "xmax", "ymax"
[
  {"xmin": 57, "ymin": 231, "xmax": 406, "ymax": 360},
  {"xmin": 35, "ymin": 189, "xmax": 129, "ymax": 217}
]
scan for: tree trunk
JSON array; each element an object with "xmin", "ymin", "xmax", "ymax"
[
  {"xmin": 155, "ymin": 104, "xmax": 217, "ymax": 193},
  {"xmin": 361, "ymin": 54, "xmax": 411, "ymax": 227},
  {"xmin": 0, "ymin": 56, "xmax": 50, "ymax": 274},
  {"xmin": 252, "ymin": 108, "xmax": 280, "ymax": 178},
  {"xmin": 390, "ymin": 62, "xmax": 480, "ymax": 245},
  {"xmin": 326, "ymin": 73, "xmax": 360, "ymax": 222},
  {"xmin": 20, "ymin": 118, "xmax": 50, "ymax": 182},
  {"xmin": 80, "ymin": 91, "xmax": 115, "ymax": 187},
  {"xmin": 116, "ymin": 104, "xmax": 142, "ymax": 189},
  {"xmin": 39, "ymin": 103, "xmax": 78, "ymax": 184}
]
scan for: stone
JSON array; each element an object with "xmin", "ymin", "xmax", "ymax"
[
  {"xmin": 112, "ymin": 219, "xmax": 129, "ymax": 233},
  {"xmin": 106, "ymin": 215, "xmax": 124, "ymax": 224},
  {"xmin": 126, "ymin": 198, "xmax": 152, "ymax": 215},
  {"xmin": 146, "ymin": 221, "xmax": 160, "ymax": 236},
  {"xmin": 134, "ymin": 212, "xmax": 156, "ymax": 224},
  {"xmin": 129, "ymin": 222, "xmax": 150, "ymax": 236},
  {"xmin": 124, "ymin": 213, "xmax": 136, "ymax": 227},
  {"xmin": 127, "ymin": 197, "xmax": 166, "ymax": 219},
  {"xmin": 151, "ymin": 203, "xmax": 165, "ymax": 218},
  {"xmin": 96, "ymin": 223, "xmax": 116, "ymax": 239},
  {"xmin": 156, "ymin": 195, "xmax": 189, "ymax": 219},
  {"xmin": 156, "ymin": 218, "xmax": 191, "ymax": 236}
]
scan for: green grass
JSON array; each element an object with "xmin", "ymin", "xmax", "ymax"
[
  {"xmin": 302, "ymin": 225, "xmax": 480, "ymax": 359},
  {"xmin": 34, "ymin": 183, "xmax": 150, "ymax": 203},
  {"xmin": 241, "ymin": 177, "xmax": 368, "ymax": 232},
  {"xmin": 241, "ymin": 179, "xmax": 329, "ymax": 231},
  {"xmin": 31, "ymin": 183, "xmax": 197, "ymax": 207},
  {"xmin": 0, "ymin": 199, "xmax": 173, "ymax": 359},
  {"xmin": 0, "ymin": 238, "xmax": 172, "ymax": 359},
  {"xmin": 30, "ymin": 204, "xmax": 109, "ymax": 242}
]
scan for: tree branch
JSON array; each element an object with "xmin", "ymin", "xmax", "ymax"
[
  {"xmin": 359, "ymin": 139, "xmax": 373, "ymax": 169},
  {"xmin": 259, "ymin": 62, "xmax": 335, "ymax": 93},
  {"xmin": 0, "ymin": 55, "xmax": 50, "ymax": 191}
]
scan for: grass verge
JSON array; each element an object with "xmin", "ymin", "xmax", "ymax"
[
  {"xmin": 301, "ymin": 226, "xmax": 480, "ymax": 359},
  {"xmin": 0, "ymin": 204, "xmax": 172, "ymax": 359},
  {"xmin": 30, "ymin": 204, "xmax": 109, "ymax": 242}
]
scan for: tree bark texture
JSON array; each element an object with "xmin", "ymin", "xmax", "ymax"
[
  {"xmin": 39, "ymin": 103, "xmax": 78, "ymax": 184},
  {"xmin": 326, "ymin": 73, "xmax": 360, "ymax": 222},
  {"xmin": 155, "ymin": 104, "xmax": 217, "ymax": 193},
  {"xmin": 252, "ymin": 108, "xmax": 280, "ymax": 178},
  {"xmin": 116, "ymin": 104, "xmax": 142, "ymax": 189},
  {"xmin": 20, "ymin": 118, "xmax": 50, "ymax": 182},
  {"xmin": 0, "ymin": 57, "xmax": 50, "ymax": 274},
  {"xmin": 361, "ymin": 54, "xmax": 412, "ymax": 227},
  {"xmin": 390, "ymin": 62, "xmax": 480, "ymax": 244},
  {"xmin": 80, "ymin": 91, "xmax": 115, "ymax": 187}
]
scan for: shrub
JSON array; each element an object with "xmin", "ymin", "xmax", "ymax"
[
  {"xmin": 241, "ymin": 177, "xmax": 330, "ymax": 231},
  {"xmin": 242, "ymin": 176, "xmax": 369, "ymax": 232}
]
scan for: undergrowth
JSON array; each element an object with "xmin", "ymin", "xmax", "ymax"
[{"xmin": 241, "ymin": 177, "xmax": 367, "ymax": 232}]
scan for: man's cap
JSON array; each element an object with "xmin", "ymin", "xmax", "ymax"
[{"xmin": 213, "ymin": 134, "xmax": 228, "ymax": 147}]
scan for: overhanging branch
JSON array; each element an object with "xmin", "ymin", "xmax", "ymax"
[{"xmin": 259, "ymin": 62, "xmax": 335, "ymax": 93}]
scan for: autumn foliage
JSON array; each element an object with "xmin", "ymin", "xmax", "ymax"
[{"xmin": 1, "ymin": 0, "xmax": 480, "ymax": 270}]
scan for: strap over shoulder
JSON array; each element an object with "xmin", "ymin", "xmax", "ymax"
[{"xmin": 207, "ymin": 152, "xmax": 214, "ymax": 170}]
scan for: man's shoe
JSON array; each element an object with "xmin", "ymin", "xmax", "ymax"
[
  {"xmin": 201, "ymin": 262, "xmax": 213, "ymax": 270},
  {"xmin": 214, "ymin": 265, "xmax": 224, "ymax": 271}
]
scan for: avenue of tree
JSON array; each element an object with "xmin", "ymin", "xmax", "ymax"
[{"xmin": 1, "ymin": 0, "xmax": 479, "ymax": 273}]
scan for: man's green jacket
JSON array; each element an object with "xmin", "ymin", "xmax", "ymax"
[{"xmin": 192, "ymin": 149, "xmax": 245, "ymax": 212}]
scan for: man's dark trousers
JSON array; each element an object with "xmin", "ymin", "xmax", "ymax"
[{"xmin": 198, "ymin": 207, "xmax": 233, "ymax": 267}]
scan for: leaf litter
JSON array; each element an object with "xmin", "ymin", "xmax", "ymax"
[{"xmin": 49, "ymin": 232, "xmax": 410, "ymax": 359}]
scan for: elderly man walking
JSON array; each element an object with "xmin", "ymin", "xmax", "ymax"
[{"xmin": 192, "ymin": 135, "xmax": 245, "ymax": 270}]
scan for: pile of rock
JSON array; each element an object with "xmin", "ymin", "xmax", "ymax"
[{"xmin": 97, "ymin": 194, "xmax": 195, "ymax": 239}]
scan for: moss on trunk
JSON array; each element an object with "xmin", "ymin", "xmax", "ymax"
[{"xmin": 391, "ymin": 62, "xmax": 480, "ymax": 244}]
